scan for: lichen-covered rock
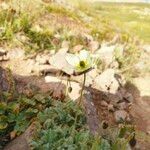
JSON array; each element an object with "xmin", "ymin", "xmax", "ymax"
[{"xmin": 0, "ymin": 67, "xmax": 16, "ymax": 99}]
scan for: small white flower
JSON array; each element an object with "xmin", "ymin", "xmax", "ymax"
[{"xmin": 66, "ymin": 50, "xmax": 92, "ymax": 73}]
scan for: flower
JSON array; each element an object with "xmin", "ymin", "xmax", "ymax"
[{"xmin": 66, "ymin": 50, "xmax": 92, "ymax": 73}]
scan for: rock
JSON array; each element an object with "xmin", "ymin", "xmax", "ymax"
[
  {"xmin": 108, "ymin": 104, "xmax": 115, "ymax": 112},
  {"xmin": 84, "ymin": 91, "xmax": 100, "ymax": 135},
  {"xmin": 0, "ymin": 67, "xmax": 15, "ymax": 94},
  {"xmin": 133, "ymin": 77, "xmax": 150, "ymax": 97},
  {"xmin": 0, "ymin": 48, "xmax": 8, "ymax": 61},
  {"xmin": 51, "ymin": 83, "xmax": 66, "ymax": 100},
  {"xmin": 109, "ymin": 60, "xmax": 119, "ymax": 69},
  {"xmin": 143, "ymin": 44, "xmax": 150, "ymax": 54},
  {"xmin": 32, "ymin": 64, "xmax": 53, "ymax": 75},
  {"xmin": 49, "ymin": 48, "xmax": 74, "ymax": 75},
  {"xmin": 72, "ymin": 45, "xmax": 84, "ymax": 53},
  {"xmin": 45, "ymin": 76, "xmax": 61, "ymax": 83},
  {"xmin": 67, "ymin": 82, "xmax": 81, "ymax": 101},
  {"xmin": 0, "ymin": 55, "xmax": 9, "ymax": 61},
  {"xmin": 117, "ymin": 102, "xmax": 127, "ymax": 110},
  {"xmin": 93, "ymin": 69, "xmax": 120, "ymax": 94},
  {"xmin": 114, "ymin": 110, "xmax": 128, "ymax": 123},
  {"xmin": 4, "ymin": 123, "xmax": 35, "ymax": 150},
  {"xmin": 7, "ymin": 48, "xmax": 25, "ymax": 60},
  {"xmin": 35, "ymin": 53, "xmax": 50, "ymax": 65},
  {"xmin": 124, "ymin": 92, "xmax": 133, "ymax": 103},
  {"xmin": 96, "ymin": 44, "xmax": 115, "ymax": 66},
  {"xmin": 88, "ymin": 41, "xmax": 99, "ymax": 52},
  {"xmin": 82, "ymin": 33, "xmax": 93, "ymax": 42},
  {"xmin": 100, "ymin": 100, "xmax": 108, "ymax": 107},
  {"xmin": 0, "ymin": 48, "xmax": 7, "ymax": 56},
  {"xmin": 86, "ymin": 69, "xmax": 98, "ymax": 86}
]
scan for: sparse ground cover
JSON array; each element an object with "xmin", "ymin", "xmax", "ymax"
[
  {"xmin": 92, "ymin": 2, "xmax": 150, "ymax": 43},
  {"xmin": 0, "ymin": 0, "xmax": 150, "ymax": 150}
]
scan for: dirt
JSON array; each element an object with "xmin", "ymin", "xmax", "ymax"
[{"xmin": 35, "ymin": 13, "xmax": 89, "ymax": 35}]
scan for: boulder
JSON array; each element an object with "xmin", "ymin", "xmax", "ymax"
[
  {"xmin": 93, "ymin": 69, "xmax": 119, "ymax": 94},
  {"xmin": 96, "ymin": 44, "xmax": 115, "ymax": 66},
  {"xmin": 7, "ymin": 48, "xmax": 25, "ymax": 60},
  {"xmin": 114, "ymin": 110, "xmax": 128, "ymax": 123}
]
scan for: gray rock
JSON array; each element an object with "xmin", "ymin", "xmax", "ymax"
[
  {"xmin": 117, "ymin": 102, "xmax": 128, "ymax": 110},
  {"xmin": 67, "ymin": 82, "xmax": 81, "ymax": 101},
  {"xmin": 100, "ymin": 100, "xmax": 108, "ymax": 107},
  {"xmin": 124, "ymin": 92, "xmax": 133, "ymax": 103},
  {"xmin": 96, "ymin": 44, "xmax": 116, "ymax": 66},
  {"xmin": 7, "ymin": 48, "xmax": 25, "ymax": 60},
  {"xmin": 108, "ymin": 104, "xmax": 115, "ymax": 112},
  {"xmin": 94, "ymin": 69, "xmax": 119, "ymax": 94},
  {"xmin": 35, "ymin": 53, "xmax": 50, "ymax": 65},
  {"xmin": 0, "ymin": 48, "xmax": 7, "ymax": 56},
  {"xmin": 4, "ymin": 123, "xmax": 35, "ymax": 150},
  {"xmin": 114, "ymin": 110, "xmax": 128, "ymax": 123},
  {"xmin": 143, "ymin": 44, "xmax": 150, "ymax": 54}
]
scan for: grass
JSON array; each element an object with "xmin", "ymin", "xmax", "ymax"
[{"xmin": 92, "ymin": 2, "xmax": 150, "ymax": 43}]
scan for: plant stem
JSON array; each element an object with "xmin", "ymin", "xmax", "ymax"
[{"xmin": 78, "ymin": 73, "xmax": 86, "ymax": 105}]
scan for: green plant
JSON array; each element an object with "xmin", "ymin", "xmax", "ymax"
[
  {"xmin": 31, "ymin": 100, "xmax": 100, "ymax": 150},
  {"xmin": 0, "ymin": 93, "xmax": 52, "ymax": 148}
]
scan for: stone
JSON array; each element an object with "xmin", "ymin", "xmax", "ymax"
[
  {"xmin": 35, "ymin": 53, "xmax": 50, "ymax": 65},
  {"xmin": 0, "ymin": 67, "xmax": 15, "ymax": 95},
  {"xmin": 108, "ymin": 104, "xmax": 115, "ymax": 112},
  {"xmin": 67, "ymin": 81, "xmax": 81, "ymax": 101},
  {"xmin": 133, "ymin": 77, "xmax": 150, "ymax": 97},
  {"xmin": 114, "ymin": 110, "xmax": 128, "ymax": 123},
  {"xmin": 88, "ymin": 41, "xmax": 100, "ymax": 52},
  {"xmin": 86, "ymin": 69, "xmax": 98, "ymax": 86},
  {"xmin": 82, "ymin": 33, "xmax": 93, "ymax": 42},
  {"xmin": 45, "ymin": 76, "xmax": 61, "ymax": 83},
  {"xmin": 100, "ymin": 100, "xmax": 108, "ymax": 107},
  {"xmin": 49, "ymin": 48, "xmax": 74, "ymax": 75},
  {"xmin": 4, "ymin": 123, "xmax": 35, "ymax": 150},
  {"xmin": 96, "ymin": 44, "xmax": 115, "ymax": 66},
  {"xmin": 117, "ymin": 102, "xmax": 127, "ymax": 110},
  {"xmin": 109, "ymin": 60, "xmax": 119, "ymax": 69},
  {"xmin": 7, "ymin": 48, "xmax": 25, "ymax": 60},
  {"xmin": 94, "ymin": 69, "xmax": 120, "ymax": 94},
  {"xmin": 124, "ymin": 92, "xmax": 133, "ymax": 103},
  {"xmin": 143, "ymin": 44, "xmax": 150, "ymax": 54},
  {"xmin": 84, "ymin": 91, "xmax": 100, "ymax": 135},
  {"xmin": 0, "ymin": 48, "xmax": 7, "ymax": 56}
]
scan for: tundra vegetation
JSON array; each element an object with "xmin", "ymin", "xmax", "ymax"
[{"xmin": 0, "ymin": 0, "xmax": 150, "ymax": 149}]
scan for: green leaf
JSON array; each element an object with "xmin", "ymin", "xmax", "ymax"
[
  {"xmin": 100, "ymin": 139, "xmax": 111, "ymax": 150},
  {"xmin": 0, "ymin": 122, "xmax": 8, "ymax": 130},
  {"xmin": 21, "ymin": 97, "xmax": 36, "ymax": 106}
]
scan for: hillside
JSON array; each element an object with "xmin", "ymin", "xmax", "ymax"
[{"xmin": 0, "ymin": 0, "xmax": 150, "ymax": 150}]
